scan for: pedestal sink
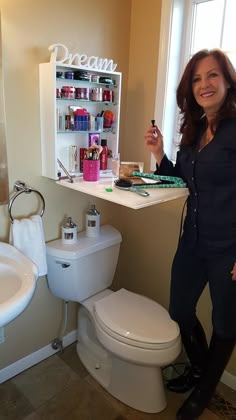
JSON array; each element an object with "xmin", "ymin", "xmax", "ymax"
[{"xmin": 0, "ymin": 242, "xmax": 38, "ymax": 327}]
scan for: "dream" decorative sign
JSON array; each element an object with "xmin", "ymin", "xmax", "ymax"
[{"xmin": 49, "ymin": 44, "xmax": 117, "ymax": 72}]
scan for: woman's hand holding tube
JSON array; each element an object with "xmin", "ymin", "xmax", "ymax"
[{"xmin": 145, "ymin": 125, "xmax": 165, "ymax": 167}]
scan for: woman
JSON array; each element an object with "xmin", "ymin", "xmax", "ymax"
[{"xmin": 145, "ymin": 49, "xmax": 236, "ymax": 420}]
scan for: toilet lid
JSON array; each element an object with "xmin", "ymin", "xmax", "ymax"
[{"xmin": 94, "ymin": 289, "xmax": 179, "ymax": 349}]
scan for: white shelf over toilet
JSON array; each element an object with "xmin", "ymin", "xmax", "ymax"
[{"xmin": 56, "ymin": 177, "xmax": 188, "ymax": 210}]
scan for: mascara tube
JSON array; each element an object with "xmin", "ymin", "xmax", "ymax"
[{"xmin": 151, "ymin": 119, "xmax": 158, "ymax": 138}]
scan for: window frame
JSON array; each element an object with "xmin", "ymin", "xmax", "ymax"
[{"xmin": 151, "ymin": 0, "xmax": 194, "ymax": 169}]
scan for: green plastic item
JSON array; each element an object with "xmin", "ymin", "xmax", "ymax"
[{"xmin": 131, "ymin": 171, "xmax": 187, "ymax": 188}]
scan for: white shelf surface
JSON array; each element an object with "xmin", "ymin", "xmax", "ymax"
[{"xmin": 56, "ymin": 177, "xmax": 189, "ymax": 209}]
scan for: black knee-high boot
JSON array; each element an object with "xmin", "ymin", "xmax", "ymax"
[
  {"xmin": 167, "ymin": 318, "xmax": 208, "ymax": 393},
  {"xmin": 176, "ymin": 333, "xmax": 235, "ymax": 420}
]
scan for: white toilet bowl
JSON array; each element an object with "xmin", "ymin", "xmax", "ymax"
[
  {"xmin": 77, "ymin": 288, "xmax": 181, "ymax": 413},
  {"xmin": 46, "ymin": 225, "xmax": 181, "ymax": 414}
]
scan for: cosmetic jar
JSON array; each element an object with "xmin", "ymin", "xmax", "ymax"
[
  {"xmin": 61, "ymin": 86, "xmax": 75, "ymax": 99},
  {"xmin": 65, "ymin": 71, "xmax": 74, "ymax": 79},
  {"xmin": 75, "ymin": 87, "xmax": 89, "ymax": 100}
]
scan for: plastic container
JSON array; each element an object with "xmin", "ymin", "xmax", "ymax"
[
  {"xmin": 103, "ymin": 90, "xmax": 113, "ymax": 102},
  {"xmin": 61, "ymin": 86, "xmax": 75, "ymax": 99},
  {"xmin": 75, "ymin": 87, "xmax": 89, "ymax": 100},
  {"xmin": 74, "ymin": 109, "xmax": 89, "ymax": 131},
  {"xmin": 90, "ymin": 87, "xmax": 103, "ymax": 101},
  {"xmin": 65, "ymin": 71, "xmax": 74, "ymax": 79},
  {"xmin": 85, "ymin": 205, "xmax": 100, "ymax": 237}
]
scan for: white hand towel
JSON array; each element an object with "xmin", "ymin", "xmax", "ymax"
[{"xmin": 9, "ymin": 215, "xmax": 47, "ymax": 276}]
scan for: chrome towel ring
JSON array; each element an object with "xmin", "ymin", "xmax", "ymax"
[{"xmin": 8, "ymin": 180, "xmax": 45, "ymax": 223}]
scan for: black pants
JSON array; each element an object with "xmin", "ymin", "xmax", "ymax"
[{"xmin": 169, "ymin": 241, "xmax": 236, "ymax": 339}]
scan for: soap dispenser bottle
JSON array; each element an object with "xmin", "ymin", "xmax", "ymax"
[
  {"xmin": 86, "ymin": 204, "xmax": 100, "ymax": 237},
  {"xmin": 62, "ymin": 216, "xmax": 78, "ymax": 244}
]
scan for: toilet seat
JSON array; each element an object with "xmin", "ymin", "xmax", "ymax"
[{"xmin": 93, "ymin": 288, "xmax": 180, "ymax": 350}]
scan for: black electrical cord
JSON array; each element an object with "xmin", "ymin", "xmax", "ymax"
[{"xmin": 162, "ymin": 362, "xmax": 191, "ymax": 384}]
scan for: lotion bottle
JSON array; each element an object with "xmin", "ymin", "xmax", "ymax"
[{"xmin": 86, "ymin": 204, "xmax": 100, "ymax": 237}]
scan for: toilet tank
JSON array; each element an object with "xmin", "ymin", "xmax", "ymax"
[{"xmin": 46, "ymin": 225, "xmax": 122, "ymax": 302}]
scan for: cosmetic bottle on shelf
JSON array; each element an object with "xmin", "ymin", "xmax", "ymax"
[{"xmin": 100, "ymin": 139, "xmax": 108, "ymax": 170}]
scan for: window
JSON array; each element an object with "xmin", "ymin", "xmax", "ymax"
[
  {"xmin": 152, "ymin": 0, "xmax": 236, "ymax": 169},
  {"xmin": 191, "ymin": 0, "xmax": 236, "ymax": 67}
]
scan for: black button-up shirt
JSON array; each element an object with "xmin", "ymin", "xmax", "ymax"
[{"xmin": 155, "ymin": 118, "xmax": 236, "ymax": 258}]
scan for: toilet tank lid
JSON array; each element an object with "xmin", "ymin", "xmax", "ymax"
[{"xmin": 46, "ymin": 225, "xmax": 122, "ymax": 259}]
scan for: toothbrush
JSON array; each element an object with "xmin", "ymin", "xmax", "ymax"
[{"xmin": 151, "ymin": 119, "xmax": 158, "ymax": 138}]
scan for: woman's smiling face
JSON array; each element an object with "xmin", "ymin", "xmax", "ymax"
[{"xmin": 192, "ymin": 55, "xmax": 230, "ymax": 116}]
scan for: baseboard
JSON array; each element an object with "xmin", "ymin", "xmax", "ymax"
[
  {"xmin": 0, "ymin": 330, "xmax": 77, "ymax": 384},
  {"xmin": 1, "ymin": 331, "xmax": 236, "ymax": 391},
  {"xmin": 221, "ymin": 370, "xmax": 236, "ymax": 391}
]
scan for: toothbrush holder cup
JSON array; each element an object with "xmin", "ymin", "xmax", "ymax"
[{"xmin": 83, "ymin": 159, "xmax": 100, "ymax": 181}]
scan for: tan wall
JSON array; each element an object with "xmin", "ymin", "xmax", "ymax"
[
  {"xmin": 0, "ymin": 0, "xmax": 235, "ymax": 377},
  {"xmin": 122, "ymin": 0, "xmax": 161, "ymax": 168},
  {"xmin": 0, "ymin": 0, "xmax": 130, "ymax": 368}
]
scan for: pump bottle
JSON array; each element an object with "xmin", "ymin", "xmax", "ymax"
[
  {"xmin": 86, "ymin": 204, "xmax": 100, "ymax": 237},
  {"xmin": 62, "ymin": 216, "xmax": 77, "ymax": 244}
]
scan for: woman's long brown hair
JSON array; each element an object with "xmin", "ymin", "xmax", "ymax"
[{"xmin": 176, "ymin": 49, "xmax": 236, "ymax": 146}]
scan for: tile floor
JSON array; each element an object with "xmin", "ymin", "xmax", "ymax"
[{"xmin": 0, "ymin": 343, "xmax": 236, "ymax": 420}]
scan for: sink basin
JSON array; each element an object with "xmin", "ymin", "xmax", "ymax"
[{"xmin": 0, "ymin": 242, "xmax": 38, "ymax": 327}]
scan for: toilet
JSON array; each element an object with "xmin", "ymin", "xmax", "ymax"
[{"xmin": 46, "ymin": 225, "xmax": 181, "ymax": 414}]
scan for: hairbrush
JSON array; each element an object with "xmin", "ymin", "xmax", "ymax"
[{"xmin": 114, "ymin": 179, "xmax": 149, "ymax": 197}]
